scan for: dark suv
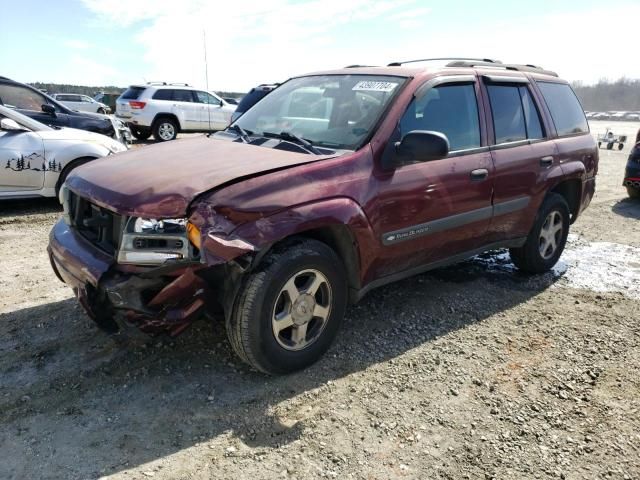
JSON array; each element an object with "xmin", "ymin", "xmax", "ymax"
[
  {"xmin": 0, "ymin": 77, "xmax": 114, "ymax": 137},
  {"xmin": 48, "ymin": 59, "xmax": 597, "ymax": 374}
]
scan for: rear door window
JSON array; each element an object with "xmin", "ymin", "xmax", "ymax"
[
  {"xmin": 121, "ymin": 87, "xmax": 146, "ymax": 100},
  {"xmin": 487, "ymin": 84, "xmax": 545, "ymax": 144},
  {"xmin": 537, "ymin": 82, "xmax": 588, "ymax": 136},
  {"xmin": 399, "ymin": 83, "xmax": 481, "ymax": 151},
  {"xmin": 172, "ymin": 90, "xmax": 195, "ymax": 103},
  {"xmin": 152, "ymin": 89, "xmax": 173, "ymax": 101}
]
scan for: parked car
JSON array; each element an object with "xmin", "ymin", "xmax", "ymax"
[
  {"xmin": 625, "ymin": 130, "xmax": 640, "ymax": 199},
  {"xmin": 231, "ymin": 83, "xmax": 278, "ymax": 123},
  {"xmin": 0, "ymin": 105, "xmax": 126, "ymax": 199},
  {"xmin": 49, "ymin": 59, "xmax": 597, "ymax": 374},
  {"xmin": 52, "ymin": 93, "xmax": 110, "ymax": 114},
  {"xmin": 93, "ymin": 92, "xmax": 121, "ymax": 113},
  {"xmin": 0, "ymin": 76, "xmax": 115, "ymax": 138},
  {"xmin": 115, "ymin": 82, "xmax": 236, "ymax": 141}
]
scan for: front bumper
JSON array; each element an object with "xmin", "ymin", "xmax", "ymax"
[{"xmin": 48, "ymin": 219, "xmax": 210, "ymax": 335}]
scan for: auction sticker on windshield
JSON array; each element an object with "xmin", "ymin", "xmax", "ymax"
[{"xmin": 352, "ymin": 81, "xmax": 398, "ymax": 92}]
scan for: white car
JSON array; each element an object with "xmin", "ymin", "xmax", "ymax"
[
  {"xmin": 0, "ymin": 105, "xmax": 127, "ymax": 199},
  {"xmin": 52, "ymin": 93, "xmax": 111, "ymax": 114},
  {"xmin": 115, "ymin": 82, "xmax": 236, "ymax": 141}
]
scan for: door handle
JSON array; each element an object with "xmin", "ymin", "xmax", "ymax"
[
  {"xmin": 540, "ymin": 155, "xmax": 554, "ymax": 166},
  {"xmin": 470, "ymin": 168, "xmax": 489, "ymax": 181}
]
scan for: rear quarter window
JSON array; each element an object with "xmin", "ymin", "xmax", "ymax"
[
  {"xmin": 537, "ymin": 82, "xmax": 588, "ymax": 136},
  {"xmin": 121, "ymin": 87, "xmax": 146, "ymax": 100}
]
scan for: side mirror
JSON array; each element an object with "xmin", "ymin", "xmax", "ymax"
[
  {"xmin": 41, "ymin": 104, "xmax": 56, "ymax": 116},
  {"xmin": 394, "ymin": 130, "xmax": 449, "ymax": 164},
  {"xmin": 0, "ymin": 118, "xmax": 27, "ymax": 132}
]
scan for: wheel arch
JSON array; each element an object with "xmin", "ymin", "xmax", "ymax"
[
  {"xmin": 55, "ymin": 156, "xmax": 98, "ymax": 195},
  {"xmin": 152, "ymin": 112, "xmax": 182, "ymax": 130},
  {"xmin": 549, "ymin": 178, "xmax": 582, "ymax": 223}
]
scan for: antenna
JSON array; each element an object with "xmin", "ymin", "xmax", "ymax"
[{"xmin": 203, "ymin": 29, "xmax": 212, "ymax": 134}]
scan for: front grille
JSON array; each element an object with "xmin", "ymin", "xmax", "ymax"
[{"xmin": 68, "ymin": 192, "xmax": 124, "ymax": 255}]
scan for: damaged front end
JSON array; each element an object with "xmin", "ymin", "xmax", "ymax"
[{"xmin": 49, "ymin": 187, "xmax": 258, "ymax": 336}]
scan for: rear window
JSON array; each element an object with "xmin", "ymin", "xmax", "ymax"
[
  {"xmin": 537, "ymin": 82, "xmax": 588, "ymax": 136},
  {"xmin": 236, "ymin": 88, "xmax": 272, "ymax": 114},
  {"xmin": 121, "ymin": 87, "xmax": 146, "ymax": 100}
]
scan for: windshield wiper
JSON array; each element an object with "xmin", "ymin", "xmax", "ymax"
[
  {"xmin": 262, "ymin": 131, "xmax": 323, "ymax": 155},
  {"xmin": 227, "ymin": 124, "xmax": 251, "ymax": 143}
]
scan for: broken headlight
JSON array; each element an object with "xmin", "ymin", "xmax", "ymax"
[{"xmin": 117, "ymin": 217, "xmax": 197, "ymax": 265}]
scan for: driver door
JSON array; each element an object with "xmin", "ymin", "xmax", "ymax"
[
  {"xmin": 0, "ymin": 122, "xmax": 45, "ymax": 192},
  {"xmin": 194, "ymin": 91, "xmax": 227, "ymax": 131},
  {"xmin": 369, "ymin": 77, "xmax": 494, "ymax": 277}
]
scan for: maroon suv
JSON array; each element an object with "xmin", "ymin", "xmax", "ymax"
[{"xmin": 49, "ymin": 59, "xmax": 597, "ymax": 374}]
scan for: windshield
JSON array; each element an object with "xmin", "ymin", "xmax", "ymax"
[
  {"xmin": 0, "ymin": 105, "xmax": 52, "ymax": 132},
  {"xmin": 234, "ymin": 75, "xmax": 406, "ymax": 150}
]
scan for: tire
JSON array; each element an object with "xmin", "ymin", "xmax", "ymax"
[
  {"xmin": 226, "ymin": 239, "xmax": 348, "ymax": 374},
  {"xmin": 597, "ymin": 142, "xmax": 602, "ymax": 148},
  {"xmin": 618, "ymin": 143, "xmax": 624, "ymax": 151},
  {"xmin": 153, "ymin": 117, "xmax": 178, "ymax": 142},
  {"xmin": 97, "ymin": 107, "xmax": 106, "ymax": 114},
  {"xmin": 607, "ymin": 142, "xmax": 614, "ymax": 150},
  {"xmin": 509, "ymin": 193, "xmax": 570, "ymax": 274},
  {"xmin": 131, "ymin": 127, "xmax": 151, "ymax": 141},
  {"xmin": 628, "ymin": 186, "xmax": 640, "ymax": 199}
]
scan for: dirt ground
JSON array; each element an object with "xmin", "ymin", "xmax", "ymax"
[{"xmin": 0, "ymin": 123, "xmax": 639, "ymax": 480}]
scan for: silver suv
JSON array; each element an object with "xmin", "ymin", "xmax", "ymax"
[{"xmin": 115, "ymin": 82, "xmax": 236, "ymax": 141}]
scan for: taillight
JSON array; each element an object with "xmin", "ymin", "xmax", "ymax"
[{"xmin": 129, "ymin": 101, "xmax": 146, "ymax": 109}]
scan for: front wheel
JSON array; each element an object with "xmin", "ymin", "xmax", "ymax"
[
  {"xmin": 130, "ymin": 127, "xmax": 151, "ymax": 141},
  {"xmin": 509, "ymin": 193, "xmax": 570, "ymax": 274},
  {"xmin": 97, "ymin": 107, "xmax": 106, "ymax": 114},
  {"xmin": 226, "ymin": 239, "xmax": 347, "ymax": 374}
]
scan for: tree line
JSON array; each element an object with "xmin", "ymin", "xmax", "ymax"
[
  {"xmin": 572, "ymin": 78, "xmax": 640, "ymax": 111},
  {"xmin": 30, "ymin": 82, "xmax": 245, "ymax": 99}
]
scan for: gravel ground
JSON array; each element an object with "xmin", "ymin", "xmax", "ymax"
[{"xmin": 0, "ymin": 124, "xmax": 639, "ymax": 480}]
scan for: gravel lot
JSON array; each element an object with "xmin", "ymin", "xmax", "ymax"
[{"xmin": 0, "ymin": 123, "xmax": 639, "ymax": 480}]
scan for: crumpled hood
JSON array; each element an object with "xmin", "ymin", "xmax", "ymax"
[{"xmin": 66, "ymin": 135, "xmax": 336, "ymax": 218}]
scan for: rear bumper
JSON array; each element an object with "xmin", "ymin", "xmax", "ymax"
[
  {"xmin": 48, "ymin": 219, "xmax": 210, "ymax": 335},
  {"xmin": 623, "ymin": 162, "xmax": 640, "ymax": 189}
]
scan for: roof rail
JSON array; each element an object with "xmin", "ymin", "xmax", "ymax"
[
  {"xmin": 387, "ymin": 57, "xmax": 502, "ymax": 67},
  {"xmin": 146, "ymin": 81, "xmax": 191, "ymax": 86},
  {"xmin": 344, "ymin": 64, "xmax": 377, "ymax": 68},
  {"xmin": 445, "ymin": 60, "xmax": 558, "ymax": 77}
]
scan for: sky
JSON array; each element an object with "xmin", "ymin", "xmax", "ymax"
[{"xmin": 2, "ymin": 0, "xmax": 640, "ymax": 92}]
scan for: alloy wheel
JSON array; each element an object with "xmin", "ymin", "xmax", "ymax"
[{"xmin": 271, "ymin": 269, "xmax": 332, "ymax": 351}]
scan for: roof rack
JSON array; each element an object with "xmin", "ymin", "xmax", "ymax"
[
  {"xmin": 146, "ymin": 81, "xmax": 191, "ymax": 86},
  {"xmin": 445, "ymin": 60, "xmax": 558, "ymax": 77},
  {"xmin": 344, "ymin": 64, "xmax": 377, "ymax": 68},
  {"xmin": 387, "ymin": 57, "xmax": 502, "ymax": 67}
]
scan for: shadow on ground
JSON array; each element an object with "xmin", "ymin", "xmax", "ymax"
[
  {"xmin": 0, "ymin": 255, "xmax": 561, "ymax": 479},
  {"xmin": 612, "ymin": 197, "xmax": 640, "ymax": 219},
  {"xmin": 0, "ymin": 197, "xmax": 60, "ymax": 217}
]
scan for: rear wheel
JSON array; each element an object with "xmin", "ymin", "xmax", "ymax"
[
  {"xmin": 509, "ymin": 193, "xmax": 570, "ymax": 274},
  {"xmin": 153, "ymin": 117, "xmax": 178, "ymax": 141},
  {"xmin": 607, "ymin": 142, "xmax": 614, "ymax": 150},
  {"xmin": 618, "ymin": 143, "xmax": 624, "ymax": 151},
  {"xmin": 226, "ymin": 239, "xmax": 347, "ymax": 374},
  {"xmin": 628, "ymin": 186, "xmax": 640, "ymax": 199}
]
